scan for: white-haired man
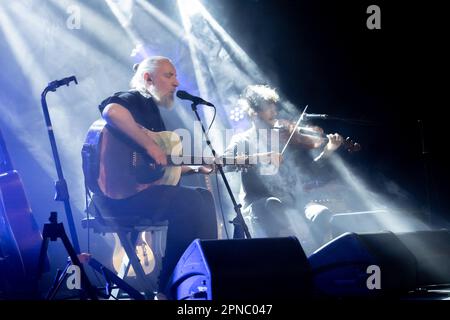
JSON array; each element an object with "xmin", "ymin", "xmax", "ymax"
[{"xmin": 92, "ymin": 56, "xmax": 218, "ymax": 299}]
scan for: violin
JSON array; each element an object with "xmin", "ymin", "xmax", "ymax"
[{"xmin": 272, "ymin": 118, "xmax": 361, "ymax": 153}]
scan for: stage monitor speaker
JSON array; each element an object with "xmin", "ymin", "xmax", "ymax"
[
  {"xmin": 330, "ymin": 211, "xmax": 387, "ymax": 238},
  {"xmin": 168, "ymin": 237, "xmax": 312, "ymax": 300},
  {"xmin": 308, "ymin": 229, "xmax": 450, "ymax": 298},
  {"xmin": 396, "ymin": 229, "xmax": 450, "ymax": 287}
]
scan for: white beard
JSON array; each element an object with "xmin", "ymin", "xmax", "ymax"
[
  {"xmin": 158, "ymin": 94, "xmax": 175, "ymax": 110},
  {"xmin": 149, "ymin": 87, "xmax": 174, "ymax": 109}
]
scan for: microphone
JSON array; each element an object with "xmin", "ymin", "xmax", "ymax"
[
  {"xmin": 176, "ymin": 90, "xmax": 214, "ymax": 107},
  {"xmin": 47, "ymin": 76, "xmax": 78, "ymax": 92},
  {"xmin": 304, "ymin": 113, "xmax": 328, "ymax": 119}
]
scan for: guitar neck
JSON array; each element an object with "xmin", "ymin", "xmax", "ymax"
[{"xmin": 166, "ymin": 155, "xmax": 245, "ymax": 166}]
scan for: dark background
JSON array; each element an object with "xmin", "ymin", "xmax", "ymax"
[
  {"xmin": 208, "ymin": 0, "xmax": 448, "ymax": 224},
  {"xmin": 0, "ymin": 0, "xmax": 447, "ymax": 297}
]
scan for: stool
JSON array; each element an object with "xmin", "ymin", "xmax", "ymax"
[{"xmin": 81, "ymin": 215, "xmax": 168, "ymax": 298}]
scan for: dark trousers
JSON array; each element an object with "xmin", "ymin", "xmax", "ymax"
[
  {"xmin": 243, "ymin": 197, "xmax": 291, "ymax": 238},
  {"xmin": 93, "ymin": 185, "xmax": 218, "ymax": 294},
  {"xmin": 245, "ymin": 196, "xmax": 332, "ymax": 253}
]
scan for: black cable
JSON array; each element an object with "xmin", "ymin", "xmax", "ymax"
[{"xmin": 206, "ymin": 105, "xmax": 216, "ymax": 134}]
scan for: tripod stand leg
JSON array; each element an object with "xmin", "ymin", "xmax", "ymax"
[
  {"xmin": 109, "ymin": 253, "xmax": 132, "ymax": 299},
  {"xmin": 39, "ymin": 212, "xmax": 98, "ymax": 300},
  {"xmin": 88, "ymin": 258, "xmax": 145, "ymax": 300},
  {"xmin": 37, "ymin": 236, "xmax": 50, "ymax": 279},
  {"xmin": 38, "ymin": 226, "xmax": 71, "ymax": 300},
  {"xmin": 46, "ymin": 260, "xmax": 71, "ymax": 300},
  {"xmin": 59, "ymin": 229, "xmax": 98, "ymax": 300}
]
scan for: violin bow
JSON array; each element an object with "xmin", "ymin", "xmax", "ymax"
[{"xmin": 281, "ymin": 105, "xmax": 308, "ymax": 155}]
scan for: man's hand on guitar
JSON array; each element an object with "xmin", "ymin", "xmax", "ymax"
[
  {"xmin": 146, "ymin": 143, "xmax": 167, "ymax": 166},
  {"xmin": 182, "ymin": 165, "xmax": 215, "ymax": 175},
  {"xmin": 198, "ymin": 165, "xmax": 215, "ymax": 174}
]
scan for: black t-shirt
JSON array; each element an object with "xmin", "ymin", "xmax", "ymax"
[
  {"xmin": 98, "ymin": 89, "xmax": 166, "ymax": 132},
  {"xmin": 92, "ymin": 90, "xmax": 167, "ymax": 203}
]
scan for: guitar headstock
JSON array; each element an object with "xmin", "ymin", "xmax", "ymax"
[{"xmin": 342, "ymin": 137, "xmax": 361, "ymax": 153}]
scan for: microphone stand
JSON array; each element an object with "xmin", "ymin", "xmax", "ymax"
[
  {"xmin": 39, "ymin": 76, "xmax": 98, "ymax": 299},
  {"xmin": 39, "ymin": 76, "xmax": 152, "ymax": 300},
  {"xmin": 189, "ymin": 102, "xmax": 251, "ymax": 239},
  {"xmin": 41, "ymin": 76, "xmax": 80, "ymax": 252},
  {"xmin": 39, "ymin": 77, "xmax": 145, "ymax": 300}
]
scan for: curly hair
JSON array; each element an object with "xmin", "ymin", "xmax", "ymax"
[{"xmin": 239, "ymin": 85, "xmax": 280, "ymax": 117}]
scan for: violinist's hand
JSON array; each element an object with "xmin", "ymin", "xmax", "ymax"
[{"xmin": 323, "ymin": 133, "xmax": 344, "ymax": 156}]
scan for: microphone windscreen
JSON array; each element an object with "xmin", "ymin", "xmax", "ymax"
[{"xmin": 176, "ymin": 90, "xmax": 189, "ymax": 99}]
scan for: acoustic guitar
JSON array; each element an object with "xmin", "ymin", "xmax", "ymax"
[
  {"xmin": 82, "ymin": 119, "xmax": 272, "ymax": 199},
  {"xmin": 0, "ymin": 127, "xmax": 45, "ymax": 298},
  {"xmin": 112, "ymin": 231, "xmax": 158, "ymax": 277}
]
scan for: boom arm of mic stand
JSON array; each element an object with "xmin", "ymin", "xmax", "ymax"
[
  {"xmin": 189, "ymin": 102, "xmax": 251, "ymax": 239},
  {"xmin": 325, "ymin": 115, "xmax": 381, "ymax": 126}
]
